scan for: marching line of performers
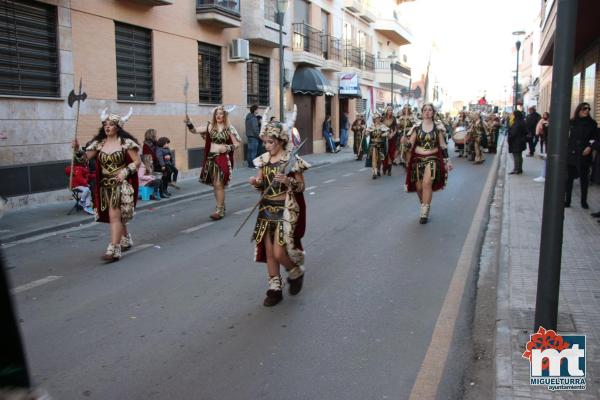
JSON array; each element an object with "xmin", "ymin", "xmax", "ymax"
[{"xmin": 71, "ymin": 105, "xmax": 307, "ymax": 307}]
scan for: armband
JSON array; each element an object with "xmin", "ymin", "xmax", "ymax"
[
  {"xmin": 127, "ymin": 162, "xmax": 137, "ymax": 175},
  {"xmin": 442, "ymin": 148, "xmax": 449, "ymax": 158},
  {"xmin": 186, "ymin": 123, "xmax": 195, "ymax": 131},
  {"xmin": 289, "ymin": 177, "xmax": 304, "ymax": 193},
  {"xmin": 405, "ymin": 142, "xmax": 412, "ymax": 150}
]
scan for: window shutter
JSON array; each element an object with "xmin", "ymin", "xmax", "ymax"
[{"xmin": 115, "ymin": 22, "xmax": 153, "ymax": 101}]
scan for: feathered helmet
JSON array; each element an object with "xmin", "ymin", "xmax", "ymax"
[
  {"xmin": 212, "ymin": 105, "xmax": 236, "ymax": 116},
  {"xmin": 100, "ymin": 107, "xmax": 133, "ymax": 127},
  {"xmin": 259, "ymin": 105, "xmax": 298, "ymax": 150},
  {"xmin": 372, "ymin": 111, "xmax": 382, "ymax": 120}
]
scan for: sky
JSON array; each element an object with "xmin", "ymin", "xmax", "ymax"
[{"xmin": 399, "ymin": 0, "xmax": 540, "ymax": 106}]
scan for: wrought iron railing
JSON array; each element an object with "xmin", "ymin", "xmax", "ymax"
[
  {"xmin": 363, "ymin": 51, "xmax": 375, "ymax": 72},
  {"xmin": 375, "ymin": 60, "xmax": 412, "ymax": 75},
  {"xmin": 321, "ymin": 35, "xmax": 341, "ymax": 62},
  {"xmin": 196, "ymin": 0, "xmax": 240, "ymax": 15},
  {"xmin": 292, "ymin": 23, "xmax": 322, "ymax": 56},
  {"xmin": 344, "ymin": 45, "xmax": 362, "ymax": 69}
]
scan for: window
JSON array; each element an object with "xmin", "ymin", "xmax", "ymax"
[
  {"xmin": 571, "ymin": 73, "xmax": 581, "ymax": 115},
  {"xmin": 0, "ymin": 0, "xmax": 60, "ymax": 97},
  {"xmin": 247, "ymin": 55, "xmax": 269, "ymax": 106},
  {"xmin": 583, "ymin": 63, "xmax": 596, "ymax": 118},
  {"xmin": 198, "ymin": 42, "xmax": 222, "ymax": 104},
  {"xmin": 115, "ymin": 22, "xmax": 153, "ymax": 101}
]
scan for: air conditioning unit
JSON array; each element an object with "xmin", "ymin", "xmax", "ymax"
[{"xmin": 229, "ymin": 39, "xmax": 250, "ymax": 63}]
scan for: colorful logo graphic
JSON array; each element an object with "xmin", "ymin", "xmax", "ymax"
[{"xmin": 523, "ymin": 327, "xmax": 586, "ymax": 391}]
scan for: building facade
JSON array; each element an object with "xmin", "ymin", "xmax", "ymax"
[
  {"xmin": 0, "ymin": 0, "xmax": 412, "ymax": 205},
  {"xmin": 537, "ymin": 0, "xmax": 599, "ymax": 119}
]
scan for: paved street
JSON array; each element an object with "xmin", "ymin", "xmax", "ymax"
[{"xmin": 5, "ymin": 154, "xmax": 495, "ymax": 400}]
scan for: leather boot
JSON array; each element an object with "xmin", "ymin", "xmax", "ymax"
[
  {"xmin": 210, "ymin": 204, "xmax": 225, "ymax": 220},
  {"xmin": 419, "ymin": 203, "xmax": 430, "ymax": 224},
  {"xmin": 263, "ymin": 275, "xmax": 283, "ymax": 307},
  {"xmin": 287, "ymin": 266, "xmax": 305, "ymax": 296}
]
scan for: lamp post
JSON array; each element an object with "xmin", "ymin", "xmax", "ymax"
[
  {"xmin": 513, "ymin": 30, "xmax": 525, "ymax": 110},
  {"xmin": 276, "ymin": 0, "xmax": 289, "ymax": 122}
]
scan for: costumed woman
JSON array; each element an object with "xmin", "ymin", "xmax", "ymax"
[
  {"xmin": 467, "ymin": 112, "xmax": 487, "ymax": 164},
  {"xmin": 366, "ymin": 111, "xmax": 390, "ymax": 179},
  {"xmin": 185, "ymin": 106, "xmax": 241, "ymax": 220},
  {"xmin": 397, "ymin": 105, "xmax": 416, "ymax": 166},
  {"xmin": 249, "ymin": 105, "xmax": 310, "ymax": 307},
  {"xmin": 82, "ymin": 108, "xmax": 140, "ymax": 261},
  {"xmin": 382, "ymin": 106, "xmax": 398, "ymax": 176},
  {"xmin": 351, "ymin": 113, "xmax": 366, "ymax": 161},
  {"xmin": 405, "ymin": 103, "xmax": 452, "ymax": 224}
]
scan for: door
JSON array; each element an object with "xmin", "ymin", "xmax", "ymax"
[{"xmin": 294, "ymin": 94, "xmax": 314, "ymax": 155}]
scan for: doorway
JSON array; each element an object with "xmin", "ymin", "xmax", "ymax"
[{"xmin": 293, "ymin": 94, "xmax": 314, "ymax": 155}]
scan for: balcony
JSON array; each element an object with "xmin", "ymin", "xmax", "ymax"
[
  {"xmin": 360, "ymin": 0, "xmax": 376, "ymax": 23},
  {"xmin": 344, "ymin": 45, "xmax": 375, "ymax": 80},
  {"xmin": 343, "ymin": 0, "xmax": 362, "ymax": 13},
  {"xmin": 321, "ymin": 35, "xmax": 342, "ymax": 71},
  {"xmin": 196, "ymin": 0, "xmax": 241, "ymax": 28},
  {"xmin": 374, "ymin": 17, "xmax": 413, "ymax": 46},
  {"xmin": 375, "ymin": 60, "xmax": 411, "ymax": 91},
  {"xmin": 292, "ymin": 23, "xmax": 324, "ymax": 67},
  {"xmin": 241, "ymin": 0, "xmax": 286, "ymax": 47}
]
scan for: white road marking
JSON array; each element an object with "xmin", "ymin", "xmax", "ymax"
[
  {"xmin": 12, "ymin": 276, "xmax": 62, "ymax": 294},
  {"xmin": 181, "ymin": 222, "xmax": 214, "ymax": 233},
  {"xmin": 234, "ymin": 207, "xmax": 255, "ymax": 215},
  {"xmin": 305, "ymin": 186, "xmax": 318, "ymax": 191},
  {"xmin": 323, "ymin": 179, "xmax": 336, "ymax": 184},
  {"xmin": 358, "ymin": 167, "xmax": 367, "ymax": 172},
  {"xmin": 1, "ymin": 222, "xmax": 98, "ymax": 249},
  {"xmin": 342, "ymin": 173, "xmax": 354, "ymax": 177},
  {"xmin": 123, "ymin": 243, "xmax": 154, "ymax": 255}
]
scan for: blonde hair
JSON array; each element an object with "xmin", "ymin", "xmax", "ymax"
[
  {"xmin": 141, "ymin": 154, "xmax": 153, "ymax": 175},
  {"xmin": 211, "ymin": 106, "xmax": 230, "ymax": 128},
  {"xmin": 144, "ymin": 129, "xmax": 157, "ymax": 141}
]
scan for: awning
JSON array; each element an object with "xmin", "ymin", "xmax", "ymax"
[{"xmin": 291, "ymin": 67, "xmax": 335, "ymax": 96}]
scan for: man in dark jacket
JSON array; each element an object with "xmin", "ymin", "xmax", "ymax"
[
  {"xmin": 525, "ymin": 106, "xmax": 541, "ymax": 156},
  {"xmin": 245, "ymin": 105, "xmax": 260, "ymax": 168}
]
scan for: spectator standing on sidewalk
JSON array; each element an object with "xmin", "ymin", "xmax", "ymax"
[
  {"xmin": 525, "ymin": 106, "xmax": 541, "ymax": 157},
  {"xmin": 245, "ymin": 105, "xmax": 260, "ymax": 168},
  {"xmin": 565, "ymin": 102, "xmax": 598, "ymax": 209},
  {"xmin": 536, "ymin": 111, "xmax": 549, "ymax": 155},
  {"xmin": 65, "ymin": 150, "xmax": 94, "ymax": 215},
  {"xmin": 340, "ymin": 111, "xmax": 350, "ymax": 147},
  {"xmin": 156, "ymin": 137, "xmax": 174, "ymax": 197},
  {"xmin": 508, "ymin": 110, "xmax": 527, "ymax": 175}
]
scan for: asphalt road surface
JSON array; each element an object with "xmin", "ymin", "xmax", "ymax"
[{"xmin": 5, "ymin": 152, "xmax": 495, "ymax": 400}]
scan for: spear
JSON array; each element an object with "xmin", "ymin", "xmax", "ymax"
[
  {"xmin": 234, "ymin": 139, "xmax": 307, "ymax": 237},
  {"xmin": 67, "ymin": 78, "xmax": 87, "ymax": 190},
  {"xmin": 183, "ymin": 76, "xmax": 189, "ymax": 150}
]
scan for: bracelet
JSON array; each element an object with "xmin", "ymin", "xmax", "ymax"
[
  {"xmin": 441, "ymin": 148, "xmax": 449, "ymax": 158},
  {"xmin": 127, "ymin": 162, "xmax": 137, "ymax": 175},
  {"xmin": 186, "ymin": 123, "xmax": 195, "ymax": 131}
]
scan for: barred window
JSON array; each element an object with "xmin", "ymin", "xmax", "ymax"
[
  {"xmin": 0, "ymin": 0, "xmax": 59, "ymax": 97},
  {"xmin": 247, "ymin": 55, "xmax": 269, "ymax": 106},
  {"xmin": 198, "ymin": 42, "xmax": 221, "ymax": 104},
  {"xmin": 115, "ymin": 22, "xmax": 153, "ymax": 101}
]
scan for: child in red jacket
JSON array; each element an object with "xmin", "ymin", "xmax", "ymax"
[{"xmin": 65, "ymin": 155, "xmax": 94, "ymax": 215}]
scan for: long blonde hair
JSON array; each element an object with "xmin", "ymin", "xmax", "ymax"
[
  {"xmin": 141, "ymin": 155, "xmax": 153, "ymax": 175},
  {"xmin": 211, "ymin": 106, "xmax": 230, "ymax": 128}
]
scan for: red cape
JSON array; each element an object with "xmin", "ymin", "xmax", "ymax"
[{"xmin": 202, "ymin": 132, "xmax": 234, "ymax": 185}]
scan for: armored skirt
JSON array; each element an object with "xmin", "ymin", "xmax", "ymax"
[
  {"xmin": 252, "ymin": 151, "xmax": 310, "ymax": 268},
  {"xmin": 86, "ymin": 138, "xmax": 139, "ymax": 223},
  {"xmin": 405, "ymin": 148, "xmax": 447, "ymax": 192}
]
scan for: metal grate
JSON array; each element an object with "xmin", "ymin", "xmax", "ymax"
[
  {"xmin": 247, "ymin": 54, "xmax": 269, "ymax": 106},
  {"xmin": 115, "ymin": 22, "xmax": 153, "ymax": 101},
  {"xmin": 198, "ymin": 42, "xmax": 222, "ymax": 104},
  {"xmin": 0, "ymin": 0, "xmax": 59, "ymax": 97},
  {"xmin": 292, "ymin": 22, "xmax": 322, "ymax": 56}
]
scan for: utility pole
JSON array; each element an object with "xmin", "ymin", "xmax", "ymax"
[{"xmin": 534, "ymin": 0, "xmax": 579, "ymax": 331}]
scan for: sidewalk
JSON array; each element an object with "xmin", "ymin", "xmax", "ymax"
[
  {"xmin": 496, "ymin": 150, "xmax": 600, "ymax": 398},
  {"xmin": 0, "ymin": 148, "xmax": 357, "ymax": 244}
]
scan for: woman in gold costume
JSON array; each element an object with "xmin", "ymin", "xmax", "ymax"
[
  {"xmin": 382, "ymin": 106, "xmax": 398, "ymax": 176},
  {"xmin": 405, "ymin": 103, "xmax": 452, "ymax": 224},
  {"xmin": 185, "ymin": 106, "xmax": 241, "ymax": 220},
  {"xmin": 249, "ymin": 106, "xmax": 309, "ymax": 307},
  {"xmin": 366, "ymin": 112, "xmax": 390, "ymax": 179},
  {"xmin": 84, "ymin": 108, "xmax": 141, "ymax": 261}
]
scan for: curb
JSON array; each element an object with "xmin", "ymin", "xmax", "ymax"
[{"xmin": 0, "ymin": 160, "xmax": 335, "ymax": 244}]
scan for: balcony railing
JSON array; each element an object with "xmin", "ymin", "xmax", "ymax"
[
  {"xmin": 375, "ymin": 60, "xmax": 411, "ymax": 75},
  {"xmin": 196, "ymin": 0, "xmax": 240, "ymax": 16},
  {"xmin": 321, "ymin": 35, "xmax": 341, "ymax": 62},
  {"xmin": 344, "ymin": 45, "xmax": 374, "ymax": 72},
  {"xmin": 292, "ymin": 23, "xmax": 322, "ymax": 56}
]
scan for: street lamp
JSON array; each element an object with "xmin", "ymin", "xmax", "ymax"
[
  {"xmin": 276, "ymin": 0, "xmax": 289, "ymax": 122},
  {"xmin": 388, "ymin": 55, "xmax": 398, "ymax": 109},
  {"xmin": 513, "ymin": 30, "xmax": 525, "ymax": 110}
]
